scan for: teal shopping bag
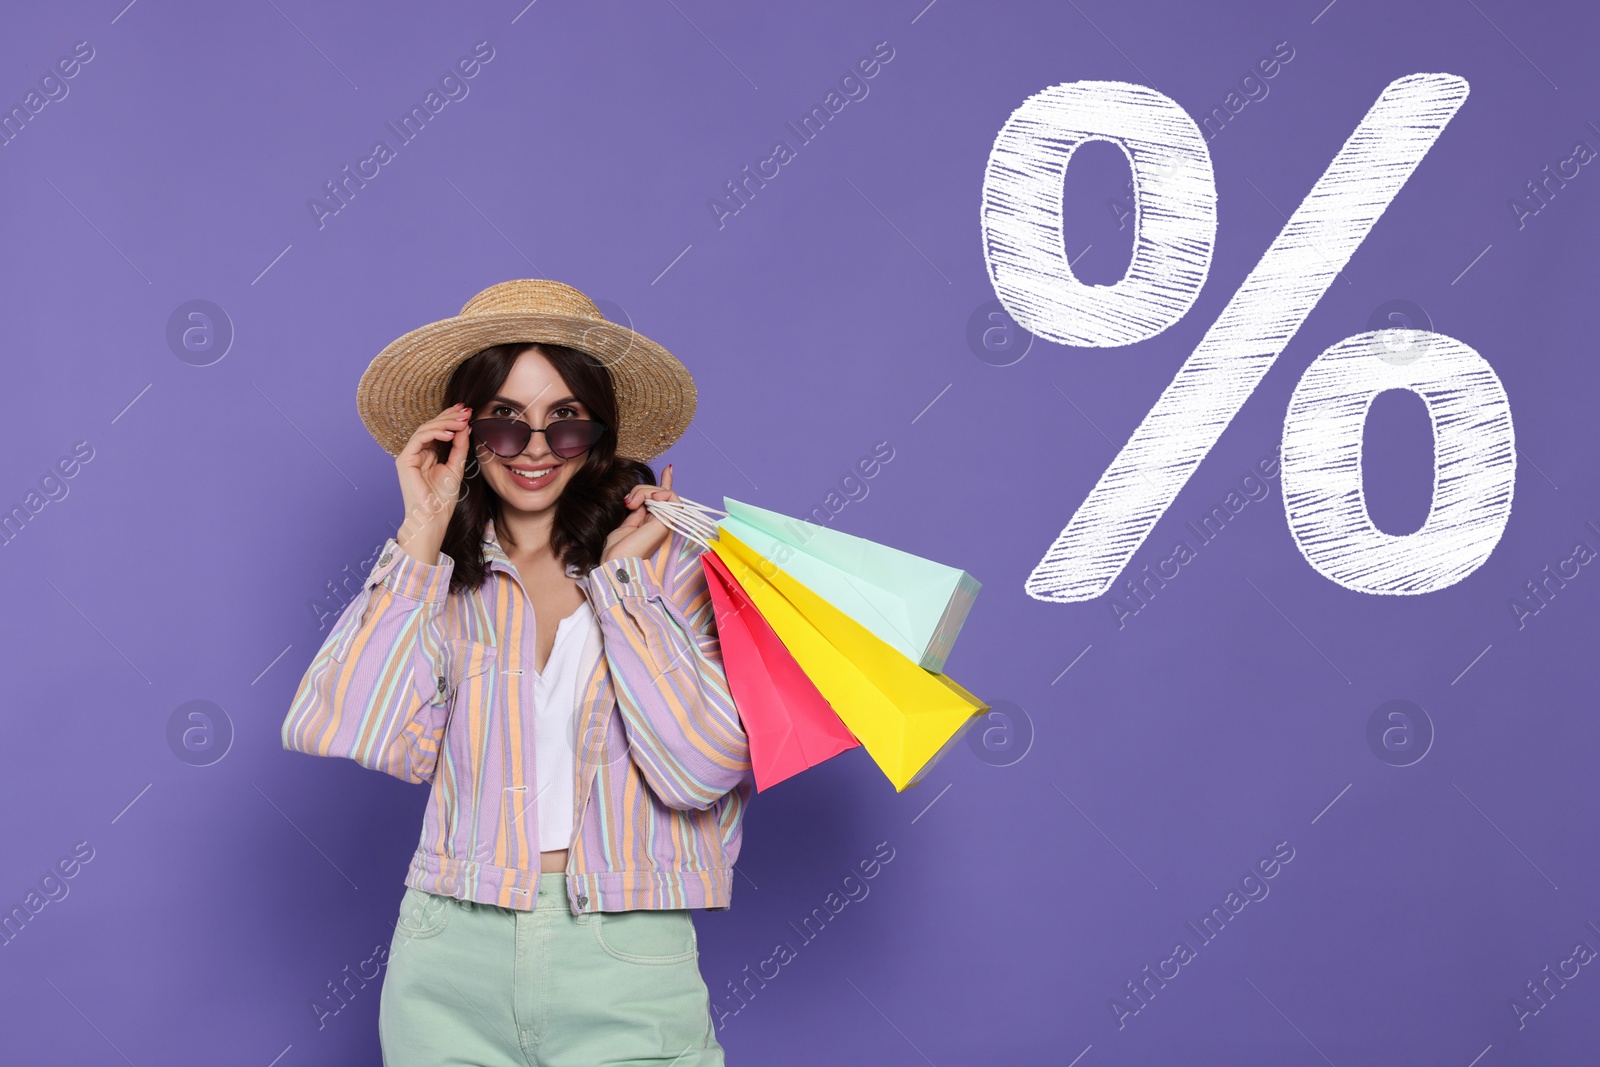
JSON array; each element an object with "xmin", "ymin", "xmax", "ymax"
[{"xmin": 717, "ymin": 498, "xmax": 981, "ymax": 674}]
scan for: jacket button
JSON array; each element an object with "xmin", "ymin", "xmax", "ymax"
[
  {"xmin": 576, "ymin": 894, "xmax": 589, "ymax": 908},
  {"xmin": 378, "ymin": 550, "xmax": 392, "ymax": 567},
  {"xmin": 436, "ymin": 675, "xmax": 446, "ymax": 694},
  {"xmin": 615, "ymin": 568, "xmax": 629, "ymax": 583}
]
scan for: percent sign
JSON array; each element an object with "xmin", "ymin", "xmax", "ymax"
[{"xmin": 982, "ymin": 74, "xmax": 1516, "ymax": 602}]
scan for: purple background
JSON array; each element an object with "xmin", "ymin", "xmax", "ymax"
[{"xmin": 2, "ymin": 0, "xmax": 1597, "ymax": 1063}]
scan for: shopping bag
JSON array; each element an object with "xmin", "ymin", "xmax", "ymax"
[
  {"xmin": 718, "ymin": 498, "xmax": 980, "ymax": 673},
  {"xmin": 708, "ymin": 525, "xmax": 988, "ymax": 792},
  {"xmin": 700, "ymin": 549, "xmax": 860, "ymax": 792}
]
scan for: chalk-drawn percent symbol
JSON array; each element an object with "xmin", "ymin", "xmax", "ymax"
[{"xmin": 981, "ymin": 74, "xmax": 1516, "ymax": 603}]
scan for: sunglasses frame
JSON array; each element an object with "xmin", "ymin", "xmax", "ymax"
[{"xmin": 469, "ymin": 416, "xmax": 609, "ymax": 460}]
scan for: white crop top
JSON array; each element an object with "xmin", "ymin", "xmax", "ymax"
[{"xmin": 533, "ymin": 598, "xmax": 604, "ymax": 852}]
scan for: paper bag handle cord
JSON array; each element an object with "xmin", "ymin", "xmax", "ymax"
[
  {"xmin": 650, "ymin": 493, "xmax": 727, "ymax": 521},
  {"xmin": 642, "ymin": 494, "xmax": 725, "ymax": 551}
]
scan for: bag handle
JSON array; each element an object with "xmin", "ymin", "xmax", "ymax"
[{"xmin": 642, "ymin": 493, "xmax": 727, "ymax": 551}]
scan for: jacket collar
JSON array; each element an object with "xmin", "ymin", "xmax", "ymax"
[
  {"xmin": 481, "ymin": 517, "xmax": 512, "ymax": 570},
  {"xmin": 482, "ymin": 518, "xmax": 583, "ymax": 579}
]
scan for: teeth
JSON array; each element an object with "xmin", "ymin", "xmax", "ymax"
[{"xmin": 508, "ymin": 465, "xmax": 555, "ymax": 479}]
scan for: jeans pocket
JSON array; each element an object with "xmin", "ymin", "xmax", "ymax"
[
  {"xmin": 592, "ymin": 908, "xmax": 698, "ymax": 965},
  {"xmin": 395, "ymin": 885, "xmax": 454, "ymax": 940}
]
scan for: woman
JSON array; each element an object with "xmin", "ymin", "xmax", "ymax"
[{"xmin": 281, "ymin": 279, "xmax": 754, "ymax": 1066}]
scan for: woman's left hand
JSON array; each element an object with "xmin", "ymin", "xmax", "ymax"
[{"xmin": 601, "ymin": 464, "xmax": 678, "ymax": 564}]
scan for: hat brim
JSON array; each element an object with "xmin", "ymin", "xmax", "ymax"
[{"xmin": 357, "ymin": 311, "xmax": 696, "ymax": 461}]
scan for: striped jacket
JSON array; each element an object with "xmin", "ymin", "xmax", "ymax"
[{"xmin": 281, "ymin": 518, "xmax": 754, "ymax": 915}]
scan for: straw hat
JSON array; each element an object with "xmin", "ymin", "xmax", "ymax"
[{"xmin": 356, "ymin": 279, "xmax": 697, "ymax": 461}]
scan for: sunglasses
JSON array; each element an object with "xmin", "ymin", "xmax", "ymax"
[{"xmin": 470, "ymin": 417, "xmax": 608, "ymax": 460}]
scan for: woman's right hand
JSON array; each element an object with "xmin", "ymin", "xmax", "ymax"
[{"xmin": 394, "ymin": 403, "xmax": 473, "ymax": 564}]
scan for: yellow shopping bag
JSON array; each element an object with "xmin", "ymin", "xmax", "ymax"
[{"xmin": 711, "ymin": 527, "xmax": 988, "ymax": 791}]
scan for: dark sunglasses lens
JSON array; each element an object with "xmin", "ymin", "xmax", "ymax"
[
  {"xmin": 547, "ymin": 420, "xmax": 606, "ymax": 458},
  {"xmin": 472, "ymin": 419, "xmax": 530, "ymax": 457}
]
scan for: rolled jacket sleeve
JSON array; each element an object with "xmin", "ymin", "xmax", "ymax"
[
  {"xmin": 581, "ymin": 529, "xmax": 752, "ymax": 810},
  {"xmin": 281, "ymin": 538, "xmax": 455, "ymax": 785}
]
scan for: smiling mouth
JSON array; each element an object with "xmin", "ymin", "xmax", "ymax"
[{"xmin": 504, "ymin": 462, "xmax": 559, "ymax": 489}]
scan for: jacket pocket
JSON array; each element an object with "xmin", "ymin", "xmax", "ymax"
[
  {"xmin": 438, "ymin": 640, "xmax": 497, "ymax": 859},
  {"xmin": 445, "ymin": 638, "xmax": 495, "ymax": 700}
]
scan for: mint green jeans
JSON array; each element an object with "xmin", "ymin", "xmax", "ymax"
[{"xmin": 379, "ymin": 873, "xmax": 724, "ymax": 1066}]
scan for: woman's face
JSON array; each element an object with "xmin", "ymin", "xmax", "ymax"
[{"xmin": 471, "ymin": 348, "xmax": 593, "ymax": 515}]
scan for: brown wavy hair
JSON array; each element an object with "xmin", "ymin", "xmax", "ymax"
[{"xmin": 429, "ymin": 341, "xmax": 657, "ymax": 594}]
